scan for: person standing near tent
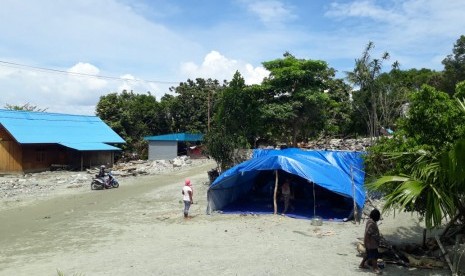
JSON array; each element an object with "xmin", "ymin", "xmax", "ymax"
[
  {"xmin": 359, "ymin": 209, "xmax": 382, "ymax": 274},
  {"xmin": 281, "ymin": 179, "xmax": 293, "ymax": 214},
  {"xmin": 182, "ymin": 179, "xmax": 193, "ymax": 219}
]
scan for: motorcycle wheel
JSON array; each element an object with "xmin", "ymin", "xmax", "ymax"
[
  {"xmin": 112, "ymin": 180, "xmax": 119, "ymax": 188},
  {"xmin": 91, "ymin": 181, "xmax": 101, "ymax": 190}
]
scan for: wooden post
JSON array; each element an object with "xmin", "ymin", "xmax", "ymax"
[
  {"xmin": 273, "ymin": 170, "xmax": 278, "ymax": 215},
  {"xmin": 351, "ymin": 165, "xmax": 358, "ymax": 223},
  {"xmin": 313, "ymin": 181, "xmax": 316, "ymax": 217},
  {"xmin": 453, "ymin": 234, "xmax": 463, "ymax": 275},
  {"xmin": 80, "ymin": 153, "xmax": 83, "ymax": 171},
  {"xmin": 422, "ymin": 228, "xmax": 427, "ymax": 248},
  {"xmin": 435, "ymin": 234, "xmax": 454, "ymax": 273}
]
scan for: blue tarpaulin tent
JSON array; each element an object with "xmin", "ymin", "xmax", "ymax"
[{"xmin": 207, "ymin": 148, "xmax": 365, "ymax": 220}]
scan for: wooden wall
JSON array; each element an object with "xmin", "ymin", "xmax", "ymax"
[
  {"xmin": 79, "ymin": 151, "xmax": 113, "ymax": 169},
  {"xmin": 0, "ymin": 127, "xmax": 22, "ymax": 173},
  {"xmin": 1, "ymin": 125, "xmax": 116, "ymax": 173},
  {"xmin": 21, "ymin": 146, "xmax": 114, "ymax": 172},
  {"xmin": 21, "ymin": 144, "xmax": 66, "ymax": 172}
]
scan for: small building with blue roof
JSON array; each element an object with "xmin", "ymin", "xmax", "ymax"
[
  {"xmin": 0, "ymin": 109, "xmax": 125, "ymax": 173},
  {"xmin": 144, "ymin": 133, "xmax": 203, "ymax": 160}
]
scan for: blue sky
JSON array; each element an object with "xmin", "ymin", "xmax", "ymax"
[{"xmin": 1, "ymin": 0, "xmax": 464, "ymax": 115}]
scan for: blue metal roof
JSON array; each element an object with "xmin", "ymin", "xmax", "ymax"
[
  {"xmin": 144, "ymin": 133, "xmax": 203, "ymax": 141},
  {"xmin": 59, "ymin": 142, "xmax": 122, "ymax": 151},
  {"xmin": 0, "ymin": 109, "xmax": 125, "ymax": 149}
]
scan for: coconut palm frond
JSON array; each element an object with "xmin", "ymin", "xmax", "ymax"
[
  {"xmin": 425, "ymin": 187, "xmax": 454, "ymax": 228},
  {"xmin": 413, "ymin": 163, "xmax": 441, "ymax": 187},
  {"xmin": 384, "ymin": 180, "xmax": 425, "ymax": 211},
  {"xmin": 368, "ymin": 175, "xmax": 410, "ymax": 189},
  {"xmin": 456, "ymin": 98, "xmax": 465, "ymax": 113},
  {"xmin": 443, "ymin": 139, "xmax": 465, "ymax": 188},
  {"xmin": 367, "ymin": 171, "xmax": 455, "ymax": 228}
]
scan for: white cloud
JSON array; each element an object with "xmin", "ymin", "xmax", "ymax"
[
  {"xmin": 117, "ymin": 74, "xmax": 136, "ymax": 92},
  {"xmin": 67, "ymin": 62, "xmax": 107, "ymax": 90},
  {"xmin": 0, "ymin": 62, "xmax": 166, "ymax": 115},
  {"xmin": 2, "ymin": 0, "xmax": 465, "ymax": 116},
  {"xmin": 241, "ymin": 0, "xmax": 296, "ymax": 26},
  {"xmin": 324, "ymin": 0, "xmax": 465, "ymax": 69},
  {"xmin": 325, "ymin": 0, "xmax": 403, "ymax": 22},
  {"xmin": 180, "ymin": 51, "xmax": 269, "ymax": 85}
]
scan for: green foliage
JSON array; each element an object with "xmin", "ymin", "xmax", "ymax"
[
  {"xmin": 365, "ymin": 84, "xmax": 465, "ymax": 178},
  {"xmin": 169, "ymin": 78, "xmax": 223, "ymax": 133},
  {"xmin": 385, "ymin": 68, "xmax": 442, "ymax": 92},
  {"xmin": 441, "ymin": 35, "xmax": 465, "ymax": 95},
  {"xmin": 96, "ymin": 90, "xmax": 164, "ymax": 157},
  {"xmin": 453, "ymin": 80, "xmax": 465, "ymax": 99},
  {"xmin": 367, "ymin": 138, "xmax": 465, "ymax": 228},
  {"xmin": 204, "ymin": 72, "xmax": 260, "ymax": 170},
  {"xmin": 366, "ymin": 95, "xmax": 465, "ymax": 229},
  {"xmin": 204, "ymin": 123, "xmax": 237, "ymax": 171},
  {"xmin": 261, "ymin": 53, "xmax": 336, "ymax": 145},
  {"xmin": 365, "ymin": 134, "xmax": 426, "ymax": 177},
  {"xmin": 347, "ymin": 41, "xmax": 392, "ymax": 138},
  {"xmin": 4, "ymin": 103, "xmax": 48, "ymax": 112},
  {"xmin": 324, "ymin": 79, "xmax": 353, "ymax": 136},
  {"xmin": 216, "ymin": 72, "xmax": 262, "ymax": 145},
  {"xmin": 400, "ymin": 85, "xmax": 465, "ymax": 150}
]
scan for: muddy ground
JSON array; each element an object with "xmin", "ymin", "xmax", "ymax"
[{"xmin": 0, "ymin": 159, "xmax": 449, "ymax": 276}]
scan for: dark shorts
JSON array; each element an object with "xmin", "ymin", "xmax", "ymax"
[{"xmin": 366, "ymin": 249, "xmax": 379, "ymax": 260}]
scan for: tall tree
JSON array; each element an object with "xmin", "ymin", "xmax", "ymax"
[
  {"xmin": 441, "ymin": 35, "xmax": 465, "ymax": 95},
  {"xmin": 347, "ymin": 42, "xmax": 390, "ymax": 139},
  {"xmin": 323, "ymin": 79, "xmax": 353, "ymax": 137},
  {"xmin": 400, "ymin": 85, "xmax": 465, "ymax": 150},
  {"xmin": 205, "ymin": 72, "xmax": 263, "ymax": 170},
  {"xmin": 95, "ymin": 90, "xmax": 161, "ymax": 156},
  {"xmin": 260, "ymin": 53, "xmax": 334, "ymax": 146},
  {"xmin": 365, "ymin": 84, "xmax": 465, "ymax": 177},
  {"xmin": 169, "ymin": 78, "xmax": 223, "ymax": 134}
]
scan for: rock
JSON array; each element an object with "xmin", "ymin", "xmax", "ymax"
[{"xmin": 172, "ymin": 159, "xmax": 184, "ymax": 167}]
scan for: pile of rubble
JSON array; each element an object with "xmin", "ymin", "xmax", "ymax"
[
  {"xmin": 109, "ymin": 155, "xmax": 198, "ymax": 177},
  {"xmin": 0, "ymin": 156, "xmax": 209, "ymax": 200},
  {"xmin": 300, "ymin": 138, "xmax": 373, "ymax": 151}
]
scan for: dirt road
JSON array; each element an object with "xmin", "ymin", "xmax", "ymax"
[
  {"xmin": 0, "ymin": 159, "xmax": 449, "ymax": 276},
  {"xmin": 0, "ymin": 161, "xmax": 216, "ymax": 275}
]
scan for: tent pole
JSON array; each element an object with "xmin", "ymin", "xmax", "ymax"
[
  {"xmin": 273, "ymin": 170, "xmax": 278, "ymax": 215},
  {"xmin": 313, "ymin": 181, "xmax": 316, "ymax": 217},
  {"xmin": 351, "ymin": 165, "xmax": 359, "ymax": 223}
]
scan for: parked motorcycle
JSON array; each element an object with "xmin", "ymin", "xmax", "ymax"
[{"xmin": 91, "ymin": 172, "xmax": 119, "ymax": 190}]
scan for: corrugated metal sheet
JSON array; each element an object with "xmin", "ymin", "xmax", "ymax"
[
  {"xmin": 0, "ymin": 109, "xmax": 125, "ymax": 146},
  {"xmin": 148, "ymin": 140, "xmax": 177, "ymax": 160},
  {"xmin": 59, "ymin": 142, "xmax": 122, "ymax": 151},
  {"xmin": 144, "ymin": 133, "xmax": 203, "ymax": 141}
]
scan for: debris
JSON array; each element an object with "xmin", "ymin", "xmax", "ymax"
[
  {"xmin": 436, "ymin": 234, "xmax": 453, "ymax": 272},
  {"xmin": 0, "ymin": 156, "xmax": 209, "ymax": 200}
]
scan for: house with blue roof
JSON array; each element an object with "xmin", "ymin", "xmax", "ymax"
[
  {"xmin": 0, "ymin": 109, "xmax": 125, "ymax": 173},
  {"xmin": 144, "ymin": 133, "xmax": 203, "ymax": 160}
]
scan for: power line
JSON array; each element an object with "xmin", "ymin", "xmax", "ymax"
[{"xmin": 0, "ymin": 60, "xmax": 180, "ymax": 85}]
